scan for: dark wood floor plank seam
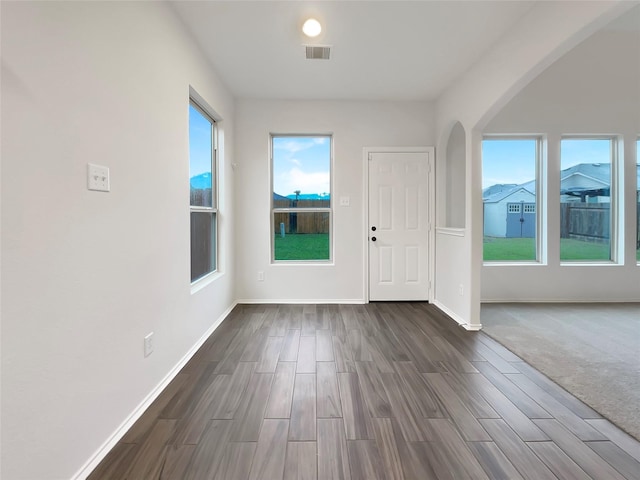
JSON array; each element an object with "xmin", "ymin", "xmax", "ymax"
[
  {"xmin": 533, "ymin": 419, "xmax": 628, "ymax": 480},
  {"xmin": 584, "ymin": 441, "xmax": 640, "ymax": 480},
  {"xmin": 585, "ymin": 419, "xmax": 640, "ymax": 463},
  {"xmin": 506, "ymin": 373, "xmax": 607, "ymax": 441},
  {"xmin": 473, "ymin": 360, "xmax": 552, "ymax": 420},
  {"xmin": 289, "ymin": 373, "xmax": 317, "ymax": 441}
]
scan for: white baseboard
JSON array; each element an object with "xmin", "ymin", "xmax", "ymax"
[
  {"xmin": 236, "ymin": 298, "xmax": 366, "ymax": 305},
  {"xmin": 72, "ymin": 301, "xmax": 238, "ymax": 480},
  {"xmin": 481, "ymin": 298, "xmax": 640, "ymax": 303},
  {"xmin": 432, "ymin": 300, "xmax": 482, "ymax": 331}
]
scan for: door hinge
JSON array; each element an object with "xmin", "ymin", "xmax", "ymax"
[{"xmin": 368, "ymin": 153, "xmax": 373, "ymax": 161}]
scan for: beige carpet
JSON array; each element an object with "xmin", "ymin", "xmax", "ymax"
[{"xmin": 480, "ymin": 303, "xmax": 640, "ymax": 440}]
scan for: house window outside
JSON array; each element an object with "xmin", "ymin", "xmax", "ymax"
[
  {"xmin": 482, "ymin": 138, "xmax": 540, "ymax": 262},
  {"xmin": 190, "ymin": 100, "xmax": 217, "ymax": 282},
  {"xmin": 271, "ymin": 135, "xmax": 331, "ymax": 262},
  {"xmin": 560, "ymin": 138, "xmax": 614, "ymax": 262}
]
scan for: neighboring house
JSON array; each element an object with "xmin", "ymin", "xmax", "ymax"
[
  {"xmin": 484, "ymin": 163, "xmax": 640, "ymax": 238},
  {"xmin": 483, "ymin": 181, "xmax": 536, "ymax": 238},
  {"xmin": 560, "ymin": 163, "xmax": 611, "ymax": 203}
]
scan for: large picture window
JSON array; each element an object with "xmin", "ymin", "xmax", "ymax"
[
  {"xmin": 482, "ymin": 138, "xmax": 540, "ymax": 262},
  {"xmin": 560, "ymin": 138, "xmax": 614, "ymax": 262},
  {"xmin": 271, "ymin": 135, "xmax": 331, "ymax": 261},
  {"xmin": 189, "ymin": 100, "xmax": 217, "ymax": 282}
]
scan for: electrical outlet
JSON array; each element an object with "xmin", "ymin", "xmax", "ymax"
[
  {"xmin": 459, "ymin": 284, "xmax": 464, "ymax": 296},
  {"xmin": 257, "ymin": 271, "xmax": 264, "ymax": 281},
  {"xmin": 87, "ymin": 163, "xmax": 110, "ymax": 192},
  {"xmin": 144, "ymin": 332, "xmax": 154, "ymax": 357}
]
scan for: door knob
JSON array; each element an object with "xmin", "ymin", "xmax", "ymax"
[
  {"xmin": 371, "ymin": 226, "xmax": 377, "ymax": 231},
  {"xmin": 371, "ymin": 236, "xmax": 377, "ymax": 242}
]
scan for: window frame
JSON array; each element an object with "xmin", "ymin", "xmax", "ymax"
[
  {"xmin": 270, "ymin": 134, "xmax": 333, "ymax": 264},
  {"xmin": 482, "ymin": 135, "xmax": 543, "ymax": 264},
  {"xmin": 559, "ymin": 135, "xmax": 619, "ymax": 264},
  {"xmin": 189, "ymin": 98, "xmax": 219, "ymax": 284},
  {"xmin": 636, "ymin": 137, "xmax": 639, "ymax": 266}
]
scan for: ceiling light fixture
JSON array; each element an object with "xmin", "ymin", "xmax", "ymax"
[{"xmin": 302, "ymin": 18, "xmax": 322, "ymax": 38}]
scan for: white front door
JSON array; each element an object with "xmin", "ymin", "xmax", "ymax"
[{"xmin": 368, "ymin": 151, "xmax": 431, "ymax": 301}]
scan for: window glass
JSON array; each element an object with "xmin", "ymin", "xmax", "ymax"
[
  {"xmin": 191, "ymin": 212, "xmax": 216, "ymax": 280},
  {"xmin": 482, "ymin": 138, "xmax": 538, "ymax": 262},
  {"xmin": 560, "ymin": 138, "xmax": 612, "ymax": 262},
  {"xmin": 189, "ymin": 104, "xmax": 214, "ymax": 208},
  {"xmin": 189, "ymin": 101, "xmax": 217, "ymax": 281},
  {"xmin": 272, "ymin": 136, "xmax": 331, "ymax": 261}
]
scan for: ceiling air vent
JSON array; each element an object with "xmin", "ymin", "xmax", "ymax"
[{"xmin": 305, "ymin": 45, "xmax": 330, "ymax": 60}]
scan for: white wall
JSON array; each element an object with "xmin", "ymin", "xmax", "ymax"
[
  {"xmin": 1, "ymin": 2, "xmax": 236, "ymax": 479},
  {"xmin": 235, "ymin": 100, "xmax": 434, "ymax": 303},
  {"xmin": 444, "ymin": 122, "xmax": 466, "ymax": 229},
  {"xmin": 434, "ymin": 1, "xmax": 632, "ymax": 326},
  {"xmin": 483, "ymin": 26, "xmax": 640, "ymax": 302}
]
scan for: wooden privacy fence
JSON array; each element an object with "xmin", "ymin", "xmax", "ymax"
[
  {"xmin": 560, "ymin": 203, "xmax": 610, "ymax": 243},
  {"xmin": 273, "ymin": 199, "xmax": 330, "ymax": 234}
]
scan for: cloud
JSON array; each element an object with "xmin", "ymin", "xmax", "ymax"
[
  {"xmin": 274, "ymin": 137, "xmax": 327, "ymax": 156},
  {"xmin": 276, "ymin": 167, "xmax": 330, "ymax": 196}
]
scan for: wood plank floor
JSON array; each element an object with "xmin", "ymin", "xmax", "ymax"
[{"xmin": 88, "ymin": 303, "xmax": 640, "ymax": 480}]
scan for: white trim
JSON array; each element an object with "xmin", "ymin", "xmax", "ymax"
[
  {"xmin": 433, "ymin": 299, "xmax": 482, "ymax": 331},
  {"xmin": 190, "ymin": 270, "xmax": 223, "ymax": 294},
  {"xmin": 481, "ymin": 298, "xmax": 640, "ymax": 303},
  {"xmin": 436, "ymin": 227, "xmax": 466, "ymax": 237},
  {"xmin": 236, "ymin": 298, "xmax": 366, "ymax": 305},
  {"xmin": 461, "ymin": 323, "xmax": 483, "ymax": 331},
  {"xmin": 71, "ymin": 301, "xmax": 238, "ymax": 480},
  {"xmin": 270, "ymin": 134, "xmax": 334, "ymax": 264},
  {"xmin": 363, "ymin": 146, "xmax": 435, "ymax": 302}
]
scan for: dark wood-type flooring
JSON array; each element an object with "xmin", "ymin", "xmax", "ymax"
[{"xmin": 89, "ymin": 303, "xmax": 640, "ymax": 479}]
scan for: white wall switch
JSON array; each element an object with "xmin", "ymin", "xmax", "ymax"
[
  {"xmin": 339, "ymin": 196, "xmax": 350, "ymax": 206},
  {"xmin": 257, "ymin": 271, "xmax": 264, "ymax": 281},
  {"xmin": 144, "ymin": 332, "xmax": 154, "ymax": 357},
  {"xmin": 87, "ymin": 163, "xmax": 110, "ymax": 192}
]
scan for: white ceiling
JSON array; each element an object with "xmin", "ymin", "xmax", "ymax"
[{"xmin": 170, "ymin": 1, "xmax": 538, "ymax": 101}]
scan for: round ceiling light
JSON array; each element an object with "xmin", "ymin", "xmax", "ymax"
[{"xmin": 302, "ymin": 18, "xmax": 322, "ymax": 38}]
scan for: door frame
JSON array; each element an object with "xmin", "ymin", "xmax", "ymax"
[{"xmin": 363, "ymin": 146, "xmax": 435, "ymax": 303}]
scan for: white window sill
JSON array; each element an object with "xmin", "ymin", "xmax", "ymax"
[
  {"xmin": 191, "ymin": 270, "xmax": 222, "ymax": 294},
  {"xmin": 483, "ymin": 261, "xmax": 545, "ymax": 267},
  {"xmin": 560, "ymin": 261, "xmax": 622, "ymax": 267}
]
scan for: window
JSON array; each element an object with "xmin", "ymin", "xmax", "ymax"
[
  {"xmin": 482, "ymin": 138, "xmax": 540, "ymax": 262},
  {"xmin": 560, "ymin": 138, "xmax": 614, "ymax": 262},
  {"xmin": 189, "ymin": 100, "xmax": 217, "ymax": 282},
  {"xmin": 271, "ymin": 135, "xmax": 331, "ymax": 261}
]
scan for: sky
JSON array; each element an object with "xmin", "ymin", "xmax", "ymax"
[
  {"xmin": 482, "ymin": 139, "xmax": 536, "ymax": 189},
  {"xmin": 482, "ymin": 138, "xmax": 614, "ymax": 189},
  {"xmin": 189, "ymin": 104, "xmax": 213, "ymax": 185},
  {"xmin": 273, "ymin": 136, "xmax": 331, "ymax": 197}
]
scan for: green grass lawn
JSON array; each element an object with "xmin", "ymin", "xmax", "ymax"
[
  {"xmin": 274, "ymin": 233, "xmax": 330, "ymax": 261},
  {"xmin": 483, "ymin": 236, "xmax": 640, "ymax": 261},
  {"xmin": 483, "ymin": 237, "xmax": 536, "ymax": 261},
  {"xmin": 559, "ymin": 238, "xmax": 610, "ymax": 261}
]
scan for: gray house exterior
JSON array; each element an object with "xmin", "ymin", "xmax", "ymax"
[{"xmin": 483, "ymin": 163, "xmax": 640, "ymax": 239}]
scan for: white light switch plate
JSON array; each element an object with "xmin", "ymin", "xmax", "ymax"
[
  {"xmin": 87, "ymin": 163, "xmax": 110, "ymax": 192},
  {"xmin": 144, "ymin": 332, "xmax": 154, "ymax": 357},
  {"xmin": 339, "ymin": 196, "xmax": 350, "ymax": 206}
]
